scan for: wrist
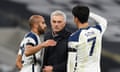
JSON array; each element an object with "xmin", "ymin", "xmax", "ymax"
[{"xmin": 38, "ymin": 43, "xmax": 45, "ymax": 49}]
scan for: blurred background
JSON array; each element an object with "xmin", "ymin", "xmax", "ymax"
[{"xmin": 0, "ymin": 0, "xmax": 120, "ymax": 72}]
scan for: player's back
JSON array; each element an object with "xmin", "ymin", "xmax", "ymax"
[
  {"xmin": 68, "ymin": 26, "xmax": 103, "ymax": 72},
  {"xmin": 78, "ymin": 26, "xmax": 102, "ymax": 72},
  {"xmin": 68, "ymin": 12, "xmax": 107, "ymax": 72}
]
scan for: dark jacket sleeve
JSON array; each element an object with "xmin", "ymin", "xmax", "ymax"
[
  {"xmin": 53, "ymin": 48, "xmax": 68, "ymax": 72},
  {"xmin": 53, "ymin": 61, "xmax": 66, "ymax": 72}
]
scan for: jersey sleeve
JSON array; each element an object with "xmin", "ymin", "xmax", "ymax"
[
  {"xmin": 90, "ymin": 12, "xmax": 108, "ymax": 34},
  {"xmin": 18, "ymin": 37, "xmax": 36, "ymax": 55},
  {"xmin": 67, "ymin": 52, "xmax": 76, "ymax": 72},
  {"xmin": 18, "ymin": 39, "xmax": 24, "ymax": 55},
  {"xmin": 67, "ymin": 32, "xmax": 79, "ymax": 72},
  {"xmin": 24, "ymin": 37, "xmax": 36, "ymax": 46},
  {"xmin": 18, "ymin": 48, "xmax": 22, "ymax": 55}
]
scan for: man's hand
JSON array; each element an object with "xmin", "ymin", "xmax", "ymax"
[
  {"xmin": 43, "ymin": 66, "xmax": 53, "ymax": 72},
  {"xmin": 41, "ymin": 40, "xmax": 57, "ymax": 48},
  {"xmin": 16, "ymin": 55, "xmax": 23, "ymax": 70}
]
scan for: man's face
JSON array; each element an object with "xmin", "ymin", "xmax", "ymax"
[
  {"xmin": 51, "ymin": 15, "xmax": 66, "ymax": 33},
  {"xmin": 37, "ymin": 17, "xmax": 47, "ymax": 34}
]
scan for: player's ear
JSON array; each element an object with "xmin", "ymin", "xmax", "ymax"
[
  {"xmin": 74, "ymin": 16, "xmax": 78, "ymax": 23},
  {"xmin": 33, "ymin": 23, "xmax": 38, "ymax": 28}
]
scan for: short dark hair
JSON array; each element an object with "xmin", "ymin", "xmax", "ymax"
[{"xmin": 72, "ymin": 5, "xmax": 89, "ymax": 23}]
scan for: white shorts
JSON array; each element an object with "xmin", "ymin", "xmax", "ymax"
[{"xmin": 20, "ymin": 64, "xmax": 41, "ymax": 72}]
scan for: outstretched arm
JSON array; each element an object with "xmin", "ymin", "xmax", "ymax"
[{"xmin": 25, "ymin": 40, "xmax": 56, "ymax": 56}]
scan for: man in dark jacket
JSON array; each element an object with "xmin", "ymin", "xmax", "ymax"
[{"xmin": 42, "ymin": 10, "xmax": 71, "ymax": 72}]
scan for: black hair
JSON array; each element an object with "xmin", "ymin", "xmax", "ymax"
[{"xmin": 72, "ymin": 5, "xmax": 89, "ymax": 23}]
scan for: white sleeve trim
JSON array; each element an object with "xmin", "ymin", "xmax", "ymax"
[{"xmin": 18, "ymin": 48, "xmax": 22, "ymax": 55}]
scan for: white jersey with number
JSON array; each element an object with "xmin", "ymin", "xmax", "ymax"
[
  {"xmin": 67, "ymin": 12, "xmax": 107, "ymax": 72},
  {"xmin": 18, "ymin": 32, "xmax": 44, "ymax": 72}
]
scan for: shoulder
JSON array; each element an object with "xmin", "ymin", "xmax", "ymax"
[
  {"xmin": 89, "ymin": 24, "xmax": 102, "ymax": 33},
  {"xmin": 69, "ymin": 29, "xmax": 82, "ymax": 42},
  {"xmin": 25, "ymin": 32, "xmax": 37, "ymax": 39},
  {"xmin": 24, "ymin": 32, "xmax": 38, "ymax": 45}
]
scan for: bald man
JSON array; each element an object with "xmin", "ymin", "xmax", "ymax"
[{"xmin": 16, "ymin": 15, "xmax": 56, "ymax": 72}]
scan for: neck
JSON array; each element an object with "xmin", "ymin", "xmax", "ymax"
[
  {"xmin": 77, "ymin": 22, "xmax": 89, "ymax": 29},
  {"xmin": 52, "ymin": 31, "xmax": 58, "ymax": 36},
  {"xmin": 52, "ymin": 28, "xmax": 65, "ymax": 36},
  {"xmin": 31, "ymin": 28, "xmax": 40, "ymax": 35}
]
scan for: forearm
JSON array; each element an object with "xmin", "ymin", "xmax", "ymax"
[
  {"xmin": 25, "ymin": 39, "xmax": 56, "ymax": 56},
  {"xmin": 16, "ymin": 55, "xmax": 23, "ymax": 70},
  {"xmin": 90, "ymin": 12, "xmax": 107, "ymax": 25},
  {"xmin": 16, "ymin": 62, "xmax": 23, "ymax": 70},
  {"xmin": 25, "ymin": 44, "xmax": 44, "ymax": 56}
]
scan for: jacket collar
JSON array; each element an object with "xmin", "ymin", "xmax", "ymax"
[{"xmin": 52, "ymin": 28, "xmax": 66, "ymax": 38}]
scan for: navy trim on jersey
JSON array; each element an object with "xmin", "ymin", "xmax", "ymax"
[
  {"xmin": 69, "ymin": 24, "xmax": 101, "ymax": 42},
  {"xmin": 69, "ymin": 30, "xmax": 82, "ymax": 42},
  {"xmin": 25, "ymin": 32, "xmax": 38, "ymax": 64},
  {"xmin": 73, "ymin": 55, "xmax": 77, "ymax": 72},
  {"xmin": 21, "ymin": 60, "xmax": 24, "ymax": 64},
  {"xmin": 26, "ymin": 43, "xmax": 35, "ymax": 46},
  {"xmin": 20, "ymin": 45, "xmax": 25, "ymax": 64},
  {"xmin": 93, "ymin": 24, "xmax": 102, "ymax": 32},
  {"xmin": 20, "ymin": 44, "xmax": 24, "ymax": 56},
  {"xmin": 32, "ymin": 64, "xmax": 35, "ymax": 72},
  {"xmin": 25, "ymin": 32, "xmax": 38, "ymax": 45},
  {"xmin": 68, "ymin": 26, "xmax": 91, "ymax": 42},
  {"xmin": 68, "ymin": 48, "xmax": 77, "ymax": 52}
]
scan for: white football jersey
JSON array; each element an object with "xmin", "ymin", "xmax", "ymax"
[
  {"xmin": 68, "ymin": 12, "xmax": 107, "ymax": 72},
  {"xmin": 18, "ymin": 32, "xmax": 44, "ymax": 72}
]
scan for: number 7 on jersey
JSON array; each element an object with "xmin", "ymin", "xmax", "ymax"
[{"xmin": 87, "ymin": 37, "xmax": 96, "ymax": 56}]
